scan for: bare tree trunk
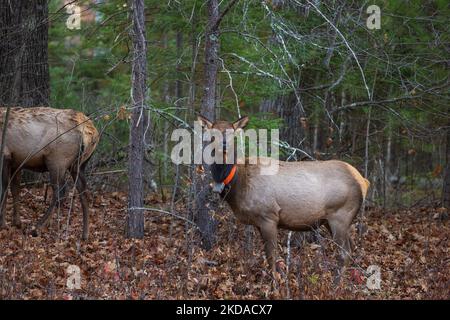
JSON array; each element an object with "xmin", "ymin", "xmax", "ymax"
[
  {"xmin": 0, "ymin": 0, "xmax": 49, "ymax": 107},
  {"xmin": 171, "ymin": 31, "xmax": 183, "ymax": 205},
  {"xmin": 162, "ymin": 34, "xmax": 170, "ymax": 182},
  {"xmin": 189, "ymin": 14, "xmax": 198, "ymax": 116},
  {"xmin": 443, "ymin": 125, "xmax": 450, "ymax": 209},
  {"xmin": 127, "ymin": 0, "xmax": 147, "ymax": 239},
  {"xmin": 175, "ymin": 32, "xmax": 184, "ymax": 107},
  {"xmin": 184, "ymin": 11, "xmax": 199, "ymax": 282},
  {"xmin": 195, "ymin": 0, "xmax": 220, "ymax": 249},
  {"xmin": 187, "ymin": 9, "xmax": 198, "ymax": 222},
  {"xmin": 201, "ymin": 0, "xmax": 219, "ymax": 121}
]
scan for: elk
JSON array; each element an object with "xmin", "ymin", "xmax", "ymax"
[
  {"xmin": 197, "ymin": 115, "xmax": 370, "ymax": 274},
  {"xmin": 0, "ymin": 107, "xmax": 99, "ymax": 240}
]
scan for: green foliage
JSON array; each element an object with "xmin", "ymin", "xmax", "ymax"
[
  {"xmin": 246, "ymin": 113, "xmax": 283, "ymax": 130},
  {"xmin": 46, "ymin": 0, "xmax": 448, "ymax": 196}
]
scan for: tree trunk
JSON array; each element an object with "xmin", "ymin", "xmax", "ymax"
[
  {"xmin": 162, "ymin": 34, "xmax": 170, "ymax": 182},
  {"xmin": 189, "ymin": 12, "xmax": 198, "ymax": 115},
  {"xmin": 195, "ymin": 0, "xmax": 220, "ymax": 249},
  {"xmin": 0, "ymin": 0, "xmax": 49, "ymax": 107},
  {"xmin": 127, "ymin": 0, "xmax": 147, "ymax": 239},
  {"xmin": 175, "ymin": 32, "xmax": 184, "ymax": 108},
  {"xmin": 171, "ymin": 31, "xmax": 183, "ymax": 208},
  {"xmin": 201, "ymin": 0, "xmax": 219, "ymax": 121},
  {"xmin": 443, "ymin": 126, "xmax": 450, "ymax": 209}
]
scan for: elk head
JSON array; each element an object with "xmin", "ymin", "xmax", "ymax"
[
  {"xmin": 197, "ymin": 114, "xmax": 249, "ymax": 157},
  {"xmin": 197, "ymin": 115, "xmax": 249, "ymax": 193}
]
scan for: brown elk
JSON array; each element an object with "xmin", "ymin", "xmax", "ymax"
[
  {"xmin": 0, "ymin": 107, "xmax": 99, "ymax": 240},
  {"xmin": 197, "ymin": 115, "xmax": 370, "ymax": 274}
]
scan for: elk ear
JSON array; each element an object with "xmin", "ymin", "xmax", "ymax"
[
  {"xmin": 232, "ymin": 116, "xmax": 249, "ymax": 130},
  {"xmin": 197, "ymin": 114, "xmax": 213, "ymax": 129}
]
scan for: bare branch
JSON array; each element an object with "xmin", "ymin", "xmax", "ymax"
[{"xmin": 212, "ymin": 0, "xmax": 239, "ymax": 32}]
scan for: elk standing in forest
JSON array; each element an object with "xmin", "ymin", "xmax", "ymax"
[
  {"xmin": 198, "ymin": 115, "xmax": 370, "ymax": 275},
  {"xmin": 0, "ymin": 107, "xmax": 99, "ymax": 240}
]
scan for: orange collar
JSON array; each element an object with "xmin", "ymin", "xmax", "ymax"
[{"xmin": 223, "ymin": 165, "xmax": 237, "ymax": 185}]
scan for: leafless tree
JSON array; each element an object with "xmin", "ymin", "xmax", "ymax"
[
  {"xmin": 0, "ymin": 0, "xmax": 49, "ymax": 107},
  {"xmin": 127, "ymin": 0, "xmax": 148, "ymax": 238},
  {"xmin": 195, "ymin": 0, "xmax": 238, "ymax": 249}
]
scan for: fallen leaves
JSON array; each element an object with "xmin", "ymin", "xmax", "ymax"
[{"xmin": 0, "ymin": 187, "xmax": 448, "ymax": 299}]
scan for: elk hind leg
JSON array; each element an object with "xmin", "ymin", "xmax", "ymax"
[
  {"xmin": 10, "ymin": 170, "xmax": 22, "ymax": 228},
  {"xmin": 0, "ymin": 158, "xmax": 10, "ymax": 228},
  {"xmin": 328, "ymin": 214, "xmax": 355, "ymax": 283},
  {"xmin": 258, "ymin": 221, "xmax": 278, "ymax": 273},
  {"xmin": 71, "ymin": 162, "xmax": 89, "ymax": 240},
  {"xmin": 36, "ymin": 167, "xmax": 67, "ymax": 231}
]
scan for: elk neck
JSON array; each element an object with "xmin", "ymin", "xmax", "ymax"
[
  {"xmin": 211, "ymin": 163, "xmax": 237, "ymax": 185},
  {"xmin": 210, "ymin": 150, "xmax": 239, "ymax": 199}
]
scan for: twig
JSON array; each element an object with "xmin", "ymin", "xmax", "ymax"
[
  {"xmin": 212, "ymin": 0, "xmax": 239, "ymax": 32},
  {"xmin": 127, "ymin": 206, "xmax": 198, "ymax": 229},
  {"xmin": 90, "ymin": 169, "xmax": 127, "ymax": 176}
]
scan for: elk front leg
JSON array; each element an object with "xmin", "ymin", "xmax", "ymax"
[{"xmin": 258, "ymin": 221, "xmax": 278, "ymax": 273}]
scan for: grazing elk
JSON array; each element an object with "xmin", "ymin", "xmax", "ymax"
[
  {"xmin": 197, "ymin": 115, "xmax": 370, "ymax": 274},
  {"xmin": 0, "ymin": 107, "xmax": 99, "ymax": 240}
]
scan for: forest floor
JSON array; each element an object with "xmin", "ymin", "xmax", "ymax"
[{"xmin": 0, "ymin": 186, "xmax": 448, "ymax": 300}]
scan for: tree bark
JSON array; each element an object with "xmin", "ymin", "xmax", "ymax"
[
  {"xmin": 201, "ymin": 0, "xmax": 219, "ymax": 121},
  {"xmin": 195, "ymin": 0, "xmax": 220, "ymax": 249},
  {"xmin": 0, "ymin": 0, "xmax": 49, "ymax": 107},
  {"xmin": 175, "ymin": 32, "xmax": 184, "ymax": 108},
  {"xmin": 171, "ymin": 31, "xmax": 183, "ymax": 208},
  {"xmin": 127, "ymin": 0, "xmax": 147, "ymax": 238},
  {"xmin": 162, "ymin": 34, "xmax": 170, "ymax": 182}
]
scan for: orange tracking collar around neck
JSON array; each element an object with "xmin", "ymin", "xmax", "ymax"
[{"xmin": 223, "ymin": 165, "xmax": 237, "ymax": 185}]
